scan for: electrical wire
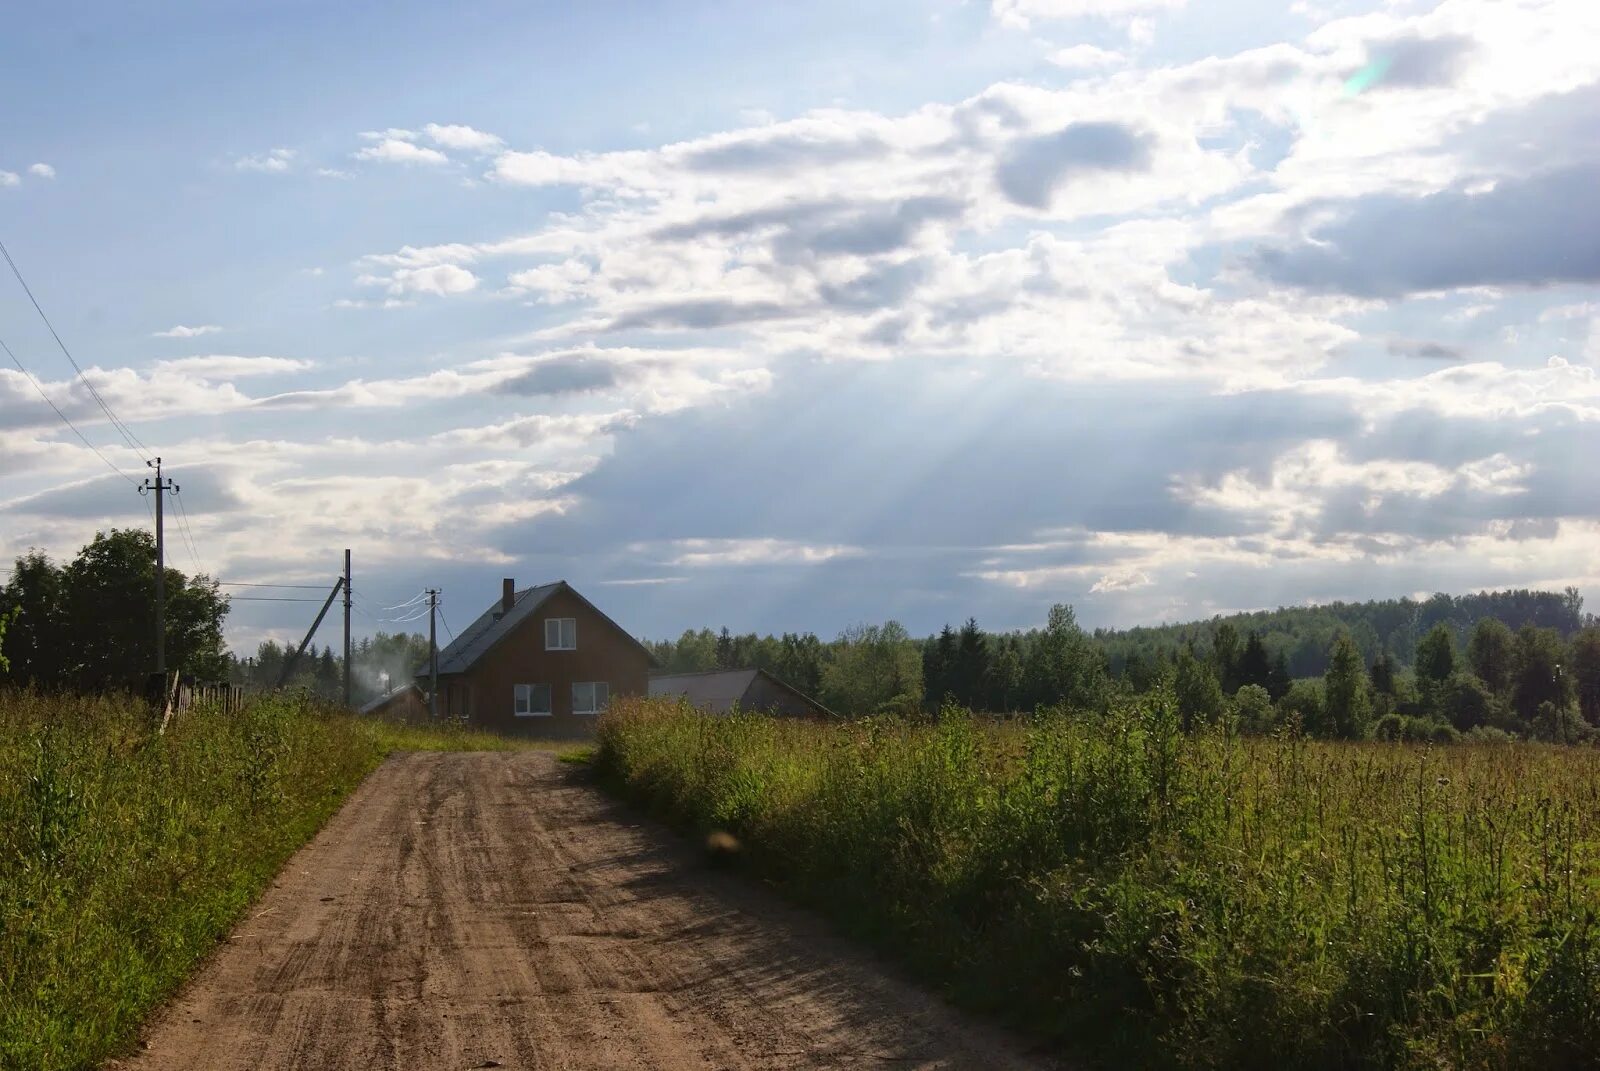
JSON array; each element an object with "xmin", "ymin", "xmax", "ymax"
[
  {"xmin": 439, "ymin": 605, "xmax": 456, "ymax": 644},
  {"xmin": 381, "ymin": 591, "xmax": 428, "ymax": 611},
  {"xmin": 227, "ymin": 596, "xmax": 328, "ymax": 603},
  {"xmin": 1, "ymin": 332, "xmax": 136, "ymax": 485},
  {"xmin": 0, "ymin": 236, "xmax": 150, "ymax": 459},
  {"xmin": 170, "ymin": 487, "xmax": 205, "ymax": 574},
  {"xmin": 218, "ymin": 581, "xmax": 331, "ymax": 589}
]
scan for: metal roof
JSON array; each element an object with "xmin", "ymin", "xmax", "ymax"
[
  {"xmin": 416, "ymin": 580, "xmax": 654, "ymax": 678},
  {"xmin": 648, "ymin": 669, "xmax": 761, "ymax": 714}
]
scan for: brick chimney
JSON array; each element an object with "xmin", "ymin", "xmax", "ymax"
[{"xmin": 502, "ymin": 578, "xmax": 516, "ymax": 615}]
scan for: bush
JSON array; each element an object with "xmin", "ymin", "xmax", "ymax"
[{"xmin": 598, "ymin": 696, "xmax": 1600, "ymax": 1069}]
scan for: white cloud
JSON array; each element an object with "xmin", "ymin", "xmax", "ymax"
[
  {"xmin": 153, "ymin": 324, "xmax": 223, "ymax": 339},
  {"xmin": 992, "ymin": 0, "xmax": 1185, "ymax": 29},
  {"xmin": 354, "ymin": 139, "xmax": 449, "ymax": 165},
  {"xmin": 1047, "ymin": 44, "xmax": 1127, "ymax": 69},
  {"xmin": 0, "ymin": 171, "xmax": 18, "ymax": 188},
  {"xmin": 385, "ymin": 264, "xmax": 479, "ymax": 296},
  {"xmin": 645, "ymin": 538, "xmax": 865, "ymax": 567},
  {"xmin": 422, "ymin": 123, "xmax": 504, "ymax": 152},
  {"xmin": 234, "ymin": 148, "xmax": 297, "ymax": 173},
  {"xmin": 27, "ymin": 163, "xmax": 55, "ymax": 179},
  {"xmin": 151, "ymin": 356, "xmax": 312, "ymax": 378}
]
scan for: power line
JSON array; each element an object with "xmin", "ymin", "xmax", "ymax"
[
  {"xmin": 170, "ymin": 487, "xmax": 205, "ymax": 574},
  {"xmin": 218, "ymin": 581, "xmax": 331, "ymax": 589},
  {"xmin": 439, "ymin": 605, "xmax": 456, "ymax": 644},
  {"xmin": 1, "ymin": 332, "xmax": 136, "ymax": 485},
  {"xmin": 228, "ymin": 595, "xmax": 329, "ymax": 603},
  {"xmin": 381, "ymin": 591, "xmax": 428, "ymax": 611},
  {"xmin": 0, "ymin": 236, "xmax": 150, "ymax": 460}
]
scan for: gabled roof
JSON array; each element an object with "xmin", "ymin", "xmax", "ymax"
[
  {"xmin": 648, "ymin": 667, "xmax": 836, "ymax": 718},
  {"xmin": 418, "ymin": 580, "xmax": 652, "ymax": 678},
  {"xmin": 648, "ymin": 668, "xmax": 761, "ymax": 712}
]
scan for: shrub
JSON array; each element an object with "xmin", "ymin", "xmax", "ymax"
[{"xmin": 598, "ymin": 696, "xmax": 1600, "ymax": 1069}]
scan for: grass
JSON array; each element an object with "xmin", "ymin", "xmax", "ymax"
[
  {"xmin": 595, "ymin": 695, "xmax": 1600, "ymax": 1070},
  {"xmin": 0, "ymin": 689, "xmax": 535, "ymax": 1071}
]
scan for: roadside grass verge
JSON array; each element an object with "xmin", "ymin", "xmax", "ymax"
[
  {"xmin": 0, "ymin": 690, "xmax": 528, "ymax": 1071},
  {"xmin": 595, "ymin": 696, "xmax": 1600, "ymax": 1070}
]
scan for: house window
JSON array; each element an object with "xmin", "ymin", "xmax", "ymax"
[
  {"xmin": 545, "ymin": 617, "xmax": 577, "ymax": 650},
  {"xmin": 572, "ymin": 681, "xmax": 609, "ymax": 714},
  {"xmin": 514, "ymin": 683, "xmax": 552, "ymax": 717}
]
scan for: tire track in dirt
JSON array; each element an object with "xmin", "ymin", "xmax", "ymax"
[{"xmin": 119, "ymin": 752, "xmax": 1064, "ymax": 1070}]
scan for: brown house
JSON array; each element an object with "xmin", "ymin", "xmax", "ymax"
[{"xmin": 417, "ymin": 579, "xmax": 652, "ymax": 738}]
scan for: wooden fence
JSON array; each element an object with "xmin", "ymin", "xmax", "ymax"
[{"xmin": 147, "ymin": 672, "xmax": 247, "ymax": 733}]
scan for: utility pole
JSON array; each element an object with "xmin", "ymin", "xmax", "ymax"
[
  {"xmin": 427, "ymin": 588, "xmax": 441, "ymax": 718},
  {"xmin": 342, "ymin": 549, "xmax": 352, "ymax": 707},
  {"xmin": 139, "ymin": 457, "xmax": 178, "ymax": 674}
]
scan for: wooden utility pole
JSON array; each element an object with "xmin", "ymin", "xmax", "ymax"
[
  {"xmin": 140, "ymin": 457, "xmax": 178, "ymax": 674},
  {"xmin": 427, "ymin": 588, "xmax": 440, "ymax": 718},
  {"xmin": 342, "ymin": 549, "xmax": 352, "ymax": 707}
]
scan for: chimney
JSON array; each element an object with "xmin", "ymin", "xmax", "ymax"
[{"xmin": 502, "ymin": 578, "xmax": 516, "ymax": 615}]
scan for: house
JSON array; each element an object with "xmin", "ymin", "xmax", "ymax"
[
  {"xmin": 648, "ymin": 668, "xmax": 834, "ymax": 719},
  {"xmin": 417, "ymin": 579, "xmax": 653, "ymax": 737},
  {"xmin": 359, "ymin": 682, "xmax": 428, "ymax": 723}
]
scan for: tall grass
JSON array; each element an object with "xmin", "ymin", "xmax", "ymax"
[
  {"xmin": 596, "ymin": 696, "xmax": 1600, "ymax": 1069},
  {"xmin": 0, "ymin": 690, "xmax": 527, "ymax": 1071}
]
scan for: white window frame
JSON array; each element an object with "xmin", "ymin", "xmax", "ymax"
[
  {"xmin": 544, "ymin": 617, "xmax": 577, "ymax": 651},
  {"xmin": 572, "ymin": 681, "xmax": 609, "ymax": 715},
  {"xmin": 514, "ymin": 682, "xmax": 552, "ymax": 717}
]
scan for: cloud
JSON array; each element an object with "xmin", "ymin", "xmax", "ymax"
[
  {"xmin": 1048, "ymin": 45, "xmax": 1127, "ymax": 69},
  {"xmin": 27, "ymin": 163, "xmax": 55, "ymax": 179},
  {"xmin": 495, "ymin": 354, "xmax": 624, "ymax": 396},
  {"xmin": 153, "ymin": 324, "xmax": 223, "ymax": 339},
  {"xmin": 991, "ymin": 0, "xmax": 1185, "ymax": 28},
  {"xmin": 0, "ymin": 171, "xmax": 19, "ymax": 187},
  {"xmin": 355, "ymin": 138, "xmax": 449, "ymax": 165},
  {"xmin": 1352, "ymin": 33, "xmax": 1476, "ymax": 92},
  {"xmin": 234, "ymin": 148, "xmax": 296, "ymax": 173},
  {"xmin": 1385, "ymin": 338, "xmax": 1463, "ymax": 360},
  {"xmin": 1253, "ymin": 165, "xmax": 1600, "ymax": 296},
  {"xmin": 422, "ymin": 123, "xmax": 504, "ymax": 152},
  {"xmin": 385, "ymin": 264, "xmax": 478, "ymax": 296},
  {"xmin": 644, "ymin": 538, "xmax": 865, "ymax": 568},
  {"xmin": 994, "ymin": 121, "xmax": 1154, "ymax": 208},
  {"xmin": 151, "ymin": 356, "xmax": 312, "ymax": 378}
]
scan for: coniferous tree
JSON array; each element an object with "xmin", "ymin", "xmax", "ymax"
[
  {"xmin": 1571, "ymin": 627, "xmax": 1600, "ymax": 727},
  {"xmin": 1267, "ymin": 650, "xmax": 1293, "ymax": 700},
  {"xmin": 953, "ymin": 618, "xmax": 990, "ymax": 709},
  {"xmin": 1512, "ymin": 625, "xmax": 1571, "ymax": 724},
  {"xmin": 715, "ymin": 627, "xmax": 734, "ymax": 669},
  {"xmin": 1236, "ymin": 631, "xmax": 1272, "ymax": 691}
]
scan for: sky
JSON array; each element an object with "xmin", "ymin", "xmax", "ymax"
[{"xmin": 2, "ymin": 0, "xmax": 1599, "ymax": 651}]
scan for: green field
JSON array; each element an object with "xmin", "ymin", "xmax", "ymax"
[
  {"xmin": 0, "ymin": 691, "xmax": 528, "ymax": 1071},
  {"xmin": 596, "ymin": 696, "xmax": 1600, "ymax": 1069}
]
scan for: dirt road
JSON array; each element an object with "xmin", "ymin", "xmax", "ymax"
[{"xmin": 123, "ymin": 752, "xmax": 1060, "ymax": 1070}]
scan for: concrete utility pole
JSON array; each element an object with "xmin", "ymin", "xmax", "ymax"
[
  {"xmin": 139, "ymin": 457, "xmax": 178, "ymax": 674},
  {"xmin": 427, "ymin": 588, "xmax": 441, "ymax": 718},
  {"xmin": 343, "ymin": 549, "xmax": 352, "ymax": 707}
]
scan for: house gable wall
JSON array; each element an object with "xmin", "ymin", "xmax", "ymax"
[{"xmin": 441, "ymin": 586, "xmax": 650, "ymax": 738}]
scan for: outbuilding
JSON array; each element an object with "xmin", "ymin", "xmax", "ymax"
[{"xmin": 648, "ymin": 668, "xmax": 834, "ymax": 719}]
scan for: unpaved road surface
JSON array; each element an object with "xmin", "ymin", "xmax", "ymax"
[{"xmin": 122, "ymin": 752, "xmax": 1061, "ymax": 1070}]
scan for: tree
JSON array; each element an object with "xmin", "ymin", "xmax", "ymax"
[
  {"xmin": 820, "ymin": 621, "xmax": 923, "ymax": 716},
  {"xmin": 2, "ymin": 529, "xmax": 228, "ymax": 692},
  {"xmin": 1175, "ymin": 648, "xmax": 1225, "ymax": 732},
  {"xmin": 986, "ymin": 637, "xmax": 1024, "ymax": 712},
  {"xmin": 1267, "ymin": 650, "xmax": 1293, "ymax": 701},
  {"xmin": 1512, "ymin": 625, "xmax": 1570, "ymax": 724},
  {"xmin": 1023, "ymin": 604, "xmax": 1107, "ymax": 711},
  {"xmin": 1236, "ymin": 631, "xmax": 1272, "ymax": 692},
  {"xmin": 923, "ymin": 625, "xmax": 956, "ymax": 711},
  {"xmin": 1279, "ymin": 678, "xmax": 1325, "ymax": 736},
  {"xmin": 1369, "ymin": 650, "xmax": 1397, "ymax": 695},
  {"xmin": 1468, "ymin": 618, "xmax": 1515, "ymax": 697},
  {"xmin": 952, "ymin": 618, "xmax": 990, "ymax": 709},
  {"xmin": 1441, "ymin": 672, "xmax": 1493, "ymax": 731},
  {"xmin": 1415, "ymin": 624, "xmax": 1456, "ymax": 685},
  {"xmin": 1211, "ymin": 622, "xmax": 1241, "ymax": 693},
  {"xmin": 1570, "ymin": 627, "xmax": 1600, "ymax": 727},
  {"xmin": 1324, "ymin": 634, "xmax": 1373, "ymax": 739},
  {"xmin": 1233, "ymin": 683, "xmax": 1274, "ymax": 734},
  {"xmin": 715, "ymin": 627, "xmax": 735, "ymax": 670}
]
